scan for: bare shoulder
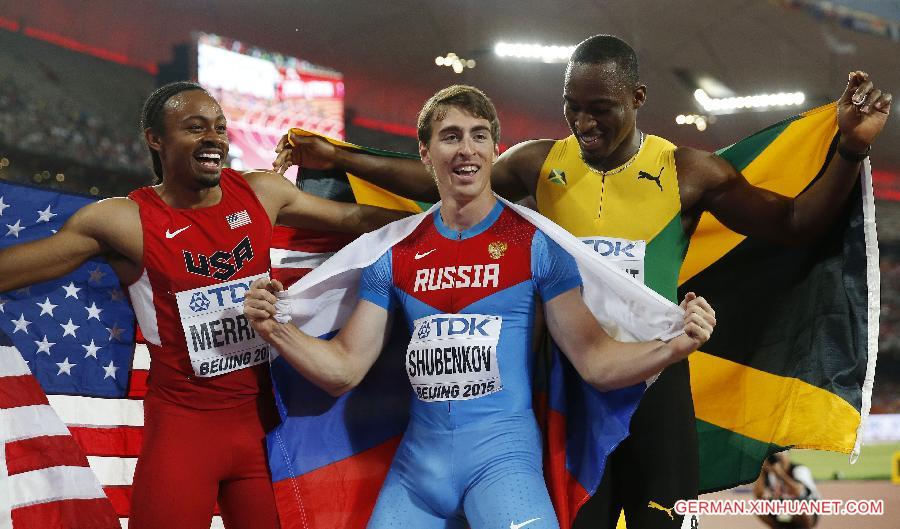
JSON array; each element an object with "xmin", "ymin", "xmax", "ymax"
[
  {"xmin": 674, "ymin": 146, "xmax": 738, "ymax": 187},
  {"xmin": 70, "ymin": 197, "xmax": 141, "ymax": 240},
  {"xmin": 499, "ymin": 139, "xmax": 555, "ymax": 172},
  {"xmin": 496, "ymin": 139, "xmax": 556, "ymax": 197},
  {"xmin": 674, "ymin": 146, "xmax": 741, "ymax": 209},
  {"xmin": 241, "ymin": 169, "xmax": 296, "ymax": 195},
  {"xmin": 240, "ymin": 169, "xmax": 297, "ymax": 219}
]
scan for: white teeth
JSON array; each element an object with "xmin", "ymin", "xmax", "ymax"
[
  {"xmin": 455, "ymin": 165, "xmax": 478, "ymax": 174},
  {"xmin": 198, "ymin": 153, "xmax": 221, "ymax": 160}
]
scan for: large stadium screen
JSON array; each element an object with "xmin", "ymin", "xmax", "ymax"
[{"xmin": 195, "ymin": 32, "xmax": 344, "ymax": 177}]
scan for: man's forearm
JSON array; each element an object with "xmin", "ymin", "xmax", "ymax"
[
  {"xmin": 337, "ymin": 148, "xmax": 439, "ymax": 202},
  {"xmin": 788, "ymin": 142, "xmax": 865, "ymax": 242},
  {"xmin": 348, "ymin": 205, "xmax": 410, "ymax": 234},
  {"xmin": 0, "ymin": 238, "xmax": 88, "ymax": 292},
  {"xmin": 584, "ymin": 338, "xmax": 684, "ymax": 392},
  {"xmin": 266, "ymin": 323, "xmax": 359, "ymax": 396}
]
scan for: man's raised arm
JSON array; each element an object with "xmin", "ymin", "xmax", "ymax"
[
  {"xmin": 0, "ymin": 198, "xmax": 139, "ymax": 292},
  {"xmin": 245, "ymin": 170, "xmax": 410, "ymax": 234},
  {"xmin": 678, "ymin": 71, "xmax": 891, "ymax": 245},
  {"xmin": 272, "ymin": 133, "xmax": 535, "ymax": 203}
]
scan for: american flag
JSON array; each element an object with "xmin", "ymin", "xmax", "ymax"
[
  {"xmin": 0, "ymin": 180, "xmax": 137, "ymax": 528},
  {"xmin": 225, "ymin": 209, "xmax": 251, "ymax": 230},
  {"xmin": 0, "ymin": 180, "xmax": 345, "ymax": 528},
  {"xmin": 0, "ymin": 328, "xmax": 119, "ymax": 529}
]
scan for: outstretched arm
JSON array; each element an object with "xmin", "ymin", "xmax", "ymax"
[
  {"xmin": 272, "ymin": 133, "xmax": 540, "ymax": 203},
  {"xmin": 245, "ymin": 170, "xmax": 409, "ymax": 234},
  {"xmin": 243, "ymin": 278, "xmax": 391, "ymax": 396},
  {"xmin": 274, "ymin": 134, "xmax": 441, "ymax": 202},
  {"xmin": 544, "ymin": 290, "xmax": 715, "ymax": 391},
  {"xmin": 679, "ymin": 71, "xmax": 891, "ymax": 244},
  {"xmin": 0, "ymin": 198, "xmax": 137, "ymax": 291}
]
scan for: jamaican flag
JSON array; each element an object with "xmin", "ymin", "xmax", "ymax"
[
  {"xmin": 286, "ymin": 128, "xmax": 428, "ymax": 214},
  {"xmin": 678, "ymin": 102, "xmax": 879, "ymax": 492}
]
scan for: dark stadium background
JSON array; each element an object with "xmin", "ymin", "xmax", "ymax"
[{"xmin": 0, "ymin": 1, "xmax": 897, "ymax": 527}]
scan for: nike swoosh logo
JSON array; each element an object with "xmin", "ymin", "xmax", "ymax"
[
  {"xmin": 414, "ymin": 249, "xmax": 436, "ymax": 260},
  {"xmin": 165, "ymin": 225, "xmax": 192, "ymax": 239},
  {"xmin": 510, "ymin": 518, "xmax": 541, "ymax": 529}
]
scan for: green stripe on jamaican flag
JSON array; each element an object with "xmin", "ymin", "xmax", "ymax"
[
  {"xmin": 288, "ymin": 128, "xmax": 429, "ymax": 213},
  {"xmin": 678, "ymin": 102, "xmax": 879, "ymax": 492}
]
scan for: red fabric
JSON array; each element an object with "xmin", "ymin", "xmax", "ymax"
[
  {"xmin": 11, "ymin": 498, "xmax": 120, "ymax": 529},
  {"xmin": 392, "ymin": 208, "xmax": 536, "ymax": 312},
  {"xmin": 0, "ymin": 374, "xmax": 49, "ymax": 408},
  {"xmin": 127, "ymin": 168, "xmax": 273, "ymax": 410},
  {"xmin": 128, "ymin": 398, "xmax": 279, "ymax": 529},
  {"xmin": 273, "ymin": 437, "xmax": 401, "ymax": 529},
  {"xmin": 5, "ymin": 435, "xmax": 90, "ymax": 475},
  {"xmin": 544, "ymin": 408, "xmax": 590, "ymax": 529},
  {"xmin": 69, "ymin": 426, "xmax": 143, "ymax": 458}
]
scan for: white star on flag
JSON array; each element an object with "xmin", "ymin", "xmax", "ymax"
[
  {"xmin": 0, "ymin": 195, "xmax": 8, "ymax": 215},
  {"xmin": 82, "ymin": 339, "xmax": 101, "ymax": 359},
  {"xmin": 102, "ymin": 360, "xmax": 119, "ymax": 380},
  {"xmin": 107, "ymin": 322, "xmax": 125, "ymax": 342},
  {"xmin": 88, "ymin": 267, "xmax": 107, "ymax": 284},
  {"xmin": 35, "ymin": 335, "xmax": 56, "ymax": 354},
  {"xmin": 0, "ymin": 296, "xmax": 7, "ymax": 313},
  {"xmin": 62, "ymin": 282, "xmax": 81, "ymax": 299},
  {"xmin": 5, "ymin": 219, "xmax": 25, "ymax": 237},
  {"xmin": 56, "ymin": 357, "xmax": 76, "ymax": 375},
  {"xmin": 37, "ymin": 297, "xmax": 59, "ymax": 316},
  {"xmin": 36, "ymin": 204, "xmax": 58, "ymax": 223},
  {"xmin": 85, "ymin": 302, "xmax": 103, "ymax": 320},
  {"xmin": 108, "ymin": 288, "xmax": 125, "ymax": 302},
  {"xmin": 11, "ymin": 313, "xmax": 31, "ymax": 334},
  {"xmin": 60, "ymin": 318, "xmax": 80, "ymax": 338}
]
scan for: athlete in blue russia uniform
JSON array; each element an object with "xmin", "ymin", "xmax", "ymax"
[{"xmin": 243, "ymin": 85, "xmax": 717, "ymax": 529}]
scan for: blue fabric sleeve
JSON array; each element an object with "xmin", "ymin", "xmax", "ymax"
[
  {"xmin": 358, "ymin": 250, "xmax": 395, "ymax": 310},
  {"xmin": 531, "ymin": 230, "xmax": 583, "ymax": 302}
]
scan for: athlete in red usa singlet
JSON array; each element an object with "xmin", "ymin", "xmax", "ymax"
[
  {"xmin": 245, "ymin": 85, "xmax": 716, "ymax": 529},
  {"xmin": 0, "ymin": 82, "xmax": 406, "ymax": 529},
  {"xmin": 126, "ymin": 168, "xmax": 280, "ymax": 527}
]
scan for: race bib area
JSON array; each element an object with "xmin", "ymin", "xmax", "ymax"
[
  {"xmin": 406, "ymin": 314, "xmax": 503, "ymax": 402},
  {"xmin": 176, "ymin": 271, "xmax": 271, "ymax": 377},
  {"xmin": 579, "ymin": 236, "xmax": 646, "ymax": 282}
]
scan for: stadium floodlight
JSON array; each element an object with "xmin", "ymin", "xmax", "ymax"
[
  {"xmin": 435, "ymin": 52, "xmax": 475, "ymax": 74},
  {"xmin": 675, "ymin": 114, "xmax": 710, "ymax": 131},
  {"xmin": 494, "ymin": 42, "xmax": 576, "ymax": 63},
  {"xmin": 694, "ymin": 88, "xmax": 805, "ymax": 114}
]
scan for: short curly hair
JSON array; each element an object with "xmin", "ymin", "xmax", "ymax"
[{"xmin": 416, "ymin": 85, "xmax": 500, "ymax": 145}]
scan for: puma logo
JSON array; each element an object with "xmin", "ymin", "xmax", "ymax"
[
  {"xmin": 648, "ymin": 500, "xmax": 674, "ymax": 520},
  {"xmin": 638, "ymin": 167, "xmax": 664, "ymax": 191}
]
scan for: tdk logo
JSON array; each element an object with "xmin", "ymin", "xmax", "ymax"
[
  {"xmin": 417, "ymin": 320, "xmax": 431, "ymax": 339},
  {"xmin": 195, "ymin": 280, "xmax": 254, "ymax": 310},
  {"xmin": 184, "ymin": 236, "xmax": 254, "ymax": 280},
  {"xmin": 189, "ymin": 292, "xmax": 211, "ymax": 312},
  {"xmin": 581, "ymin": 239, "xmax": 638, "ymax": 258},
  {"xmin": 420, "ymin": 316, "xmax": 492, "ymax": 339}
]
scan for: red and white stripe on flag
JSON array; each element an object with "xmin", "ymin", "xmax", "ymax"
[{"xmin": 1, "ymin": 340, "xmax": 120, "ymax": 529}]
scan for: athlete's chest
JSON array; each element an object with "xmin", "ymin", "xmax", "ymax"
[
  {"xmin": 140, "ymin": 202, "xmax": 272, "ymax": 291},
  {"xmin": 391, "ymin": 216, "xmax": 536, "ymax": 314}
]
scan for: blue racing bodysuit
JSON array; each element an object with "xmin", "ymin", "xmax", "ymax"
[{"xmin": 359, "ymin": 200, "xmax": 582, "ymax": 529}]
